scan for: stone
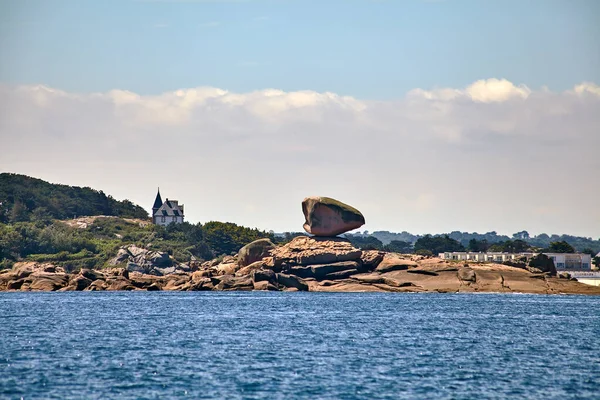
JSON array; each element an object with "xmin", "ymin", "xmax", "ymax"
[
  {"xmin": 214, "ymin": 263, "xmax": 238, "ymax": 276},
  {"xmin": 302, "ymin": 196, "xmax": 365, "ymax": 236},
  {"xmin": 238, "ymin": 239, "xmax": 276, "ymax": 267},
  {"xmin": 406, "ymin": 269, "xmax": 439, "ymax": 276},
  {"xmin": 312, "ymin": 261, "xmax": 360, "ymax": 278},
  {"xmin": 85, "ymin": 280, "xmax": 107, "ymax": 291},
  {"xmin": 253, "ymin": 281, "xmax": 279, "ymax": 291},
  {"xmin": 528, "ymin": 254, "xmax": 557, "ymax": 276},
  {"xmin": 150, "ymin": 266, "xmax": 176, "ymax": 276},
  {"xmin": 354, "ymin": 274, "xmax": 386, "ymax": 284},
  {"xmin": 214, "ymin": 276, "xmax": 253, "ymax": 291},
  {"xmin": 458, "ymin": 267, "xmax": 476, "ymax": 282},
  {"xmin": 192, "ymin": 270, "xmax": 212, "ymax": 281},
  {"xmin": 70, "ymin": 275, "xmax": 93, "ymax": 291},
  {"xmin": 127, "ymin": 245, "xmax": 148, "ymax": 258},
  {"xmin": 106, "ymin": 268, "xmax": 129, "ymax": 279},
  {"xmin": 7, "ymin": 279, "xmax": 25, "ymax": 290},
  {"xmin": 375, "ymin": 254, "xmax": 418, "ymax": 273},
  {"xmin": 148, "ymin": 252, "xmax": 172, "ymax": 268},
  {"xmin": 11, "ymin": 263, "xmax": 37, "ymax": 280},
  {"xmin": 288, "ymin": 261, "xmax": 360, "ymax": 280},
  {"xmin": 271, "ymin": 236, "xmax": 362, "ymax": 267},
  {"xmin": 189, "ymin": 278, "xmax": 214, "ymax": 291},
  {"xmin": 276, "ymin": 273, "xmax": 308, "ymax": 291},
  {"xmin": 558, "ymin": 272, "xmax": 572, "ymax": 280},
  {"xmin": 360, "ymin": 250, "xmax": 385, "ymax": 270},
  {"xmin": 28, "ymin": 272, "xmax": 69, "ymax": 291},
  {"xmin": 126, "ymin": 262, "xmax": 146, "ymax": 274},
  {"xmin": 252, "ymin": 269, "xmax": 277, "ymax": 283},
  {"xmin": 110, "ymin": 248, "xmax": 131, "ymax": 265},
  {"xmin": 110, "ymin": 245, "xmax": 172, "ymax": 272},
  {"xmin": 146, "ymin": 283, "xmax": 162, "ymax": 291},
  {"xmin": 236, "ymin": 260, "xmax": 267, "ymax": 276},
  {"xmin": 80, "ymin": 269, "xmax": 106, "ymax": 281},
  {"xmin": 105, "ymin": 277, "xmax": 135, "ymax": 291},
  {"xmin": 323, "ymin": 269, "xmax": 359, "ymax": 280}
]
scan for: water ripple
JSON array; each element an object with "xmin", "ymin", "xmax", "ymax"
[{"xmin": 0, "ymin": 292, "xmax": 599, "ymax": 399}]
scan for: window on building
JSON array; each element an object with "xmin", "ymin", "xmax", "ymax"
[
  {"xmin": 557, "ymin": 262, "xmax": 564, "ymax": 268},
  {"xmin": 582, "ymin": 263, "xmax": 589, "ymax": 269},
  {"xmin": 161, "ymin": 216, "xmax": 165, "ymax": 223},
  {"xmin": 173, "ymin": 216, "xmax": 177, "ymax": 222}
]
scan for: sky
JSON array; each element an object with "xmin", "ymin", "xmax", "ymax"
[{"xmin": 0, "ymin": 0, "xmax": 599, "ymax": 238}]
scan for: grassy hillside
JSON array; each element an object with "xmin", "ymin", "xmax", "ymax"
[
  {"xmin": 0, "ymin": 173, "xmax": 275, "ymax": 271},
  {"xmin": 0, "ymin": 217, "xmax": 275, "ymax": 271},
  {"xmin": 0, "ymin": 173, "xmax": 148, "ymax": 223}
]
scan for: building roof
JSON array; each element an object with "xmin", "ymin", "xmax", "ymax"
[
  {"xmin": 154, "ymin": 198, "xmax": 184, "ymax": 217},
  {"xmin": 152, "ymin": 188, "xmax": 163, "ymax": 210}
]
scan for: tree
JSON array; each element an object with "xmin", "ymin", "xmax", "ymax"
[
  {"xmin": 512, "ymin": 230, "xmax": 530, "ymax": 240},
  {"xmin": 593, "ymin": 256, "xmax": 600, "ymax": 270},
  {"xmin": 488, "ymin": 239, "xmax": 530, "ymax": 253},
  {"xmin": 346, "ymin": 235, "xmax": 384, "ymax": 250},
  {"xmin": 414, "ymin": 234, "xmax": 464, "ymax": 255},
  {"xmin": 384, "ymin": 240, "xmax": 413, "ymax": 253},
  {"xmin": 10, "ymin": 200, "xmax": 29, "ymax": 223},
  {"xmin": 467, "ymin": 239, "xmax": 490, "ymax": 252},
  {"xmin": 582, "ymin": 248, "xmax": 596, "ymax": 257},
  {"xmin": 546, "ymin": 241, "xmax": 575, "ymax": 253},
  {"xmin": 415, "ymin": 249, "xmax": 433, "ymax": 257}
]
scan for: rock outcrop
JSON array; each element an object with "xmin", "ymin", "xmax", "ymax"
[
  {"xmin": 1, "ymin": 197, "xmax": 597, "ymax": 295},
  {"xmin": 302, "ymin": 196, "xmax": 365, "ymax": 236},
  {"xmin": 237, "ymin": 239, "xmax": 276, "ymax": 267},
  {"xmin": 109, "ymin": 244, "xmax": 189, "ymax": 276},
  {"xmin": 271, "ymin": 236, "xmax": 362, "ymax": 267},
  {"xmin": 2, "ymin": 251, "xmax": 599, "ymax": 295}
]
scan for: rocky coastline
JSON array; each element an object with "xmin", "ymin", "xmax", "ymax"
[
  {"xmin": 1, "ymin": 235, "xmax": 599, "ymax": 295},
  {"xmin": 1, "ymin": 196, "xmax": 598, "ymax": 295}
]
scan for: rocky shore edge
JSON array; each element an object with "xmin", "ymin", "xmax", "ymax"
[{"xmin": 1, "ymin": 235, "xmax": 599, "ymax": 295}]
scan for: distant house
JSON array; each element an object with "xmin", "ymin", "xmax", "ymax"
[
  {"xmin": 439, "ymin": 251, "xmax": 592, "ymax": 271},
  {"xmin": 152, "ymin": 188, "xmax": 184, "ymax": 226}
]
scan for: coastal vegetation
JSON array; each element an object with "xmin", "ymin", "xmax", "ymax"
[
  {"xmin": 1, "ymin": 174, "xmax": 598, "ymax": 272},
  {"xmin": 0, "ymin": 218, "xmax": 275, "ymax": 271},
  {"xmin": 349, "ymin": 230, "xmax": 600, "ymax": 254},
  {"xmin": 0, "ymin": 173, "xmax": 147, "ymax": 222}
]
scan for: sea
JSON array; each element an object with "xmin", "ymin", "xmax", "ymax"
[{"xmin": 1, "ymin": 292, "xmax": 599, "ymax": 400}]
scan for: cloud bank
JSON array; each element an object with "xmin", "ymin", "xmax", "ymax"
[{"xmin": 1, "ymin": 79, "xmax": 599, "ymax": 237}]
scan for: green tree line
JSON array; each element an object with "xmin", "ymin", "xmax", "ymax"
[{"xmin": 0, "ymin": 173, "xmax": 148, "ymax": 223}]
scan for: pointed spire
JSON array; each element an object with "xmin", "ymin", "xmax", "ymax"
[{"xmin": 152, "ymin": 187, "xmax": 163, "ymax": 210}]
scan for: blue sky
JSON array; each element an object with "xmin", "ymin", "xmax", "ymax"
[
  {"xmin": 1, "ymin": 0, "xmax": 599, "ymax": 98},
  {"xmin": 1, "ymin": 0, "xmax": 599, "ymax": 237}
]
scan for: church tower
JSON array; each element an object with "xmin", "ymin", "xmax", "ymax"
[{"xmin": 152, "ymin": 188, "xmax": 162, "ymax": 224}]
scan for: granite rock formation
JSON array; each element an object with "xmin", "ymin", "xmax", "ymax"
[
  {"xmin": 2, "ymin": 240, "xmax": 599, "ymax": 295},
  {"xmin": 302, "ymin": 196, "xmax": 365, "ymax": 236}
]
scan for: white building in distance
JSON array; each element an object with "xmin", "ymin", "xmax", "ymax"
[
  {"xmin": 439, "ymin": 252, "xmax": 592, "ymax": 271},
  {"xmin": 151, "ymin": 189, "xmax": 184, "ymax": 226}
]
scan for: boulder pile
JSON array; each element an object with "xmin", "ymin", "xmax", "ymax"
[
  {"xmin": 110, "ymin": 244, "xmax": 190, "ymax": 276},
  {"xmin": 1, "ymin": 196, "xmax": 599, "ymax": 295}
]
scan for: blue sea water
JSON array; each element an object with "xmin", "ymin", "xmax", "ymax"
[{"xmin": 0, "ymin": 293, "xmax": 599, "ymax": 400}]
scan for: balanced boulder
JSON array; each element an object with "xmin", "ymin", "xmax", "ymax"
[{"xmin": 302, "ymin": 196, "xmax": 365, "ymax": 236}]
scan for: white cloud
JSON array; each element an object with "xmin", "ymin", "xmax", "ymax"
[
  {"xmin": 408, "ymin": 78, "xmax": 531, "ymax": 103},
  {"xmin": 466, "ymin": 79, "xmax": 531, "ymax": 102},
  {"xmin": 572, "ymin": 82, "xmax": 600, "ymax": 96},
  {"xmin": 0, "ymin": 79, "xmax": 599, "ymax": 237}
]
